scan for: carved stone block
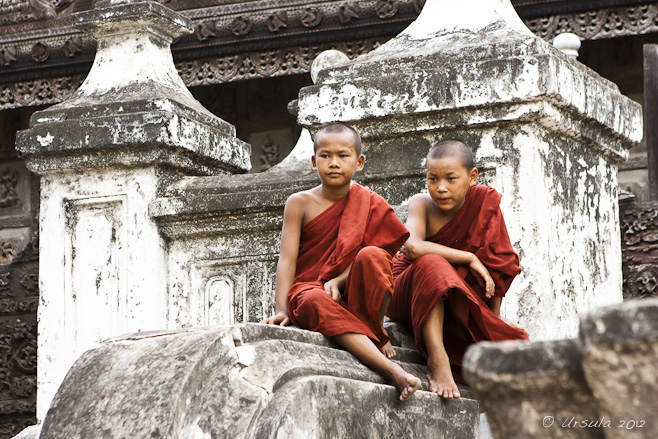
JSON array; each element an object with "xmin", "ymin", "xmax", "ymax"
[
  {"xmin": 463, "ymin": 339, "xmax": 602, "ymax": 439},
  {"xmin": 39, "ymin": 324, "xmax": 489, "ymax": 439},
  {"xmin": 580, "ymin": 298, "xmax": 658, "ymax": 438}
]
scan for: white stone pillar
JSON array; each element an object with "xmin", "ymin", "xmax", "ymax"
[
  {"xmin": 297, "ymin": 0, "xmax": 643, "ymax": 340},
  {"xmin": 16, "ymin": 0, "xmax": 250, "ymax": 421}
]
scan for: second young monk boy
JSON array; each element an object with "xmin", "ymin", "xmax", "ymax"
[
  {"xmin": 388, "ymin": 139, "xmax": 529, "ymax": 400},
  {"xmin": 261, "ymin": 122, "xmax": 421, "ymax": 400}
]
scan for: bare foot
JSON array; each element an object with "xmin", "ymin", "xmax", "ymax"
[
  {"xmin": 391, "ymin": 369, "xmax": 421, "ymax": 401},
  {"xmin": 427, "ymin": 357, "xmax": 460, "ymax": 399},
  {"xmin": 380, "ymin": 340, "xmax": 396, "ymax": 359}
]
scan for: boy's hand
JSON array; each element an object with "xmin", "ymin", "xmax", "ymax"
[
  {"xmin": 468, "ymin": 256, "xmax": 495, "ymax": 298},
  {"xmin": 260, "ymin": 311, "xmax": 291, "ymax": 326},
  {"xmin": 323, "ymin": 279, "xmax": 342, "ymax": 303}
]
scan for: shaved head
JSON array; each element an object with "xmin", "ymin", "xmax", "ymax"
[
  {"xmin": 427, "ymin": 139, "xmax": 474, "ymax": 170},
  {"xmin": 314, "ymin": 122, "xmax": 362, "ymax": 156}
]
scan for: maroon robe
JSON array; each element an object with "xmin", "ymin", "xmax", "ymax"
[
  {"xmin": 288, "ymin": 183, "xmax": 409, "ymax": 348},
  {"xmin": 388, "ymin": 185, "xmax": 528, "ymax": 380}
]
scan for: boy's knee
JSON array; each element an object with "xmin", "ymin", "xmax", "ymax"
[
  {"xmin": 415, "ymin": 254, "xmax": 449, "ymax": 270},
  {"xmin": 295, "ymin": 289, "xmax": 330, "ymax": 315},
  {"xmin": 355, "ymin": 246, "xmax": 390, "ymax": 264}
]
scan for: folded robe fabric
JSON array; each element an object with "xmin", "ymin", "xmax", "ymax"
[
  {"xmin": 288, "ymin": 183, "xmax": 409, "ymax": 348},
  {"xmin": 388, "ymin": 184, "xmax": 529, "ymax": 379}
]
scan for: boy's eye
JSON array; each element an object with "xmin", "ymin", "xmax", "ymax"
[{"xmin": 448, "ymin": 177, "xmax": 457, "ymax": 181}]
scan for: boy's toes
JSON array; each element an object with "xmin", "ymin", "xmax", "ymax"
[
  {"xmin": 380, "ymin": 341, "xmax": 396, "ymax": 359},
  {"xmin": 399, "ymin": 376, "xmax": 421, "ymax": 401}
]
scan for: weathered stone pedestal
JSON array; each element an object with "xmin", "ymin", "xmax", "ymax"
[
  {"xmin": 295, "ymin": 0, "xmax": 643, "ymax": 339},
  {"xmin": 37, "ymin": 323, "xmax": 488, "ymax": 439},
  {"xmin": 15, "ymin": 0, "xmax": 250, "ymax": 421},
  {"xmin": 463, "ymin": 298, "xmax": 658, "ymax": 439}
]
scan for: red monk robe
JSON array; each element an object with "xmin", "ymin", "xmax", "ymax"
[
  {"xmin": 288, "ymin": 183, "xmax": 409, "ymax": 348},
  {"xmin": 388, "ymin": 185, "xmax": 529, "ymax": 381}
]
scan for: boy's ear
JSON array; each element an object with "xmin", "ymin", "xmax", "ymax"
[
  {"xmin": 469, "ymin": 167, "xmax": 478, "ymax": 185},
  {"xmin": 311, "ymin": 155, "xmax": 318, "ymax": 171},
  {"xmin": 356, "ymin": 154, "xmax": 365, "ymax": 172}
]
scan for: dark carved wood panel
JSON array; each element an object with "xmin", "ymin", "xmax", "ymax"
[
  {"xmin": 0, "ymin": 144, "xmax": 38, "ymax": 437},
  {"xmin": 0, "ymin": 234, "xmax": 38, "ymax": 438},
  {"xmin": 512, "ymin": 0, "xmax": 658, "ymax": 18},
  {"xmin": 621, "ymin": 201, "xmax": 658, "ymax": 300},
  {"xmin": 644, "ymin": 44, "xmax": 658, "ymax": 200}
]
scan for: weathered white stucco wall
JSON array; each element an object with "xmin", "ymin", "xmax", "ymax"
[{"xmin": 37, "ymin": 168, "xmax": 169, "ymax": 419}]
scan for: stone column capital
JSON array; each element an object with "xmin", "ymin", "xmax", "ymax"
[
  {"xmin": 71, "ymin": 0, "xmax": 193, "ymax": 40},
  {"xmin": 298, "ymin": 0, "xmax": 642, "ymax": 164},
  {"xmin": 16, "ymin": 0, "xmax": 250, "ymax": 175}
]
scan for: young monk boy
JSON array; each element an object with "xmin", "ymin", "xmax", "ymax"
[
  {"xmin": 388, "ymin": 139, "xmax": 529, "ymax": 400},
  {"xmin": 261, "ymin": 122, "xmax": 421, "ymax": 401}
]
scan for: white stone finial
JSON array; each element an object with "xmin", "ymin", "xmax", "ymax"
[
  {"xmin": 402, "ymin": 0, "xmax": 533, "ymax": 40},
  {"xmin": 65, "ymin": 1, "xmax": 195, "ymax": 104},
  {"xmin": 553, "ymin": 32, "xmax": 581, "ymax": 59},
  {"xmin": 310, "ymin": 50, "xmax": 350, "ymax": 84}
]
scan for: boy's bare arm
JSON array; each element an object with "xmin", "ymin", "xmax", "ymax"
[
  {"xmin": 404, "ymin": 195, "xmax": 495, "ymax": 297},
  {"xmin": 261, "ymin": 194, "xmax": 304, "ymax": 326}
]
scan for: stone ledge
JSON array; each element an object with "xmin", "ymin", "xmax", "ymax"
[
  {"xmin": 39, "ymin": 323, "xmax": 483, "ymax": 438},
  {"xmin": 463, "ymin": 338, "xmax": 580, "ymax": 378},
  {"xmin": 298, "ymin": 29, "xmax": 642, "ymax": 159},
  {"xmin": 580, "ymin": 298, "xmax": 658, "ymax": 346},
  {"xmin": 17, "ymin": 107, "xmax": 251, "ymax": 175}
]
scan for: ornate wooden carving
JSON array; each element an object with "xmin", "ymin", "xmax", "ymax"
[
  {"xmin": 0, "ymin": 37, "xmax": 383, "ymax": 111},
  {"xmin": 0, "ymin": 47, "xmax": 17, "ymax": 67},
  {"xmin": 644, "ymin": 44, "xmax": 658, "ymax": 201},
  {"xmin": 0, "ymin": 170, "xmax": 19, "ymax": 209},
  {"xmin": 230, "ymin": 16, "xmax": 252, "ymax": 36},
  {"xmin": 260, "ymin": 135, "xmax": 279, "ymax": 171},
  {"xmin": 28, "ymin": 0, "xmax": 56, "ymax": 20},
  {"xmin": 62, "ymin": 36, "xmax": 81, "ymax": 57},
  {"xmin": 375, "ymin": 0, "xmax": 398, "ymax": 19},
  {"xmin": 0, "ymin": 75, "xmax": 85, "ymax": 111},
  {"xmin": 177, "ymin": 38, "xmax": 382, "ymax": 88},
  {"xmin": 526, "ymin": 4, "xmax": 658, "ymax": 42},
  {"xmin": 301, "ymin": 7, "xmax": 322, "ymax": 28},
  {"xmin": 0, "ymin": 233, "xmax": 38, "ymax": 436},
  {"xmin": 338, "ymin": 3, "xmax": 360, "ymax": 24},
  {"xmin": 621, "ymin": 201, "xmax": 658, "ymax": 300},
  {"xmin": 195, "ymin": 21, "xmax": 216, "ymax": 41},
  {"xmin": 267, "ymin": 11, "xmax": 287, "ymax": 33},
  {"xmin": 29, "ymin": 42, "xmax": 48, "ymax": 62}
]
